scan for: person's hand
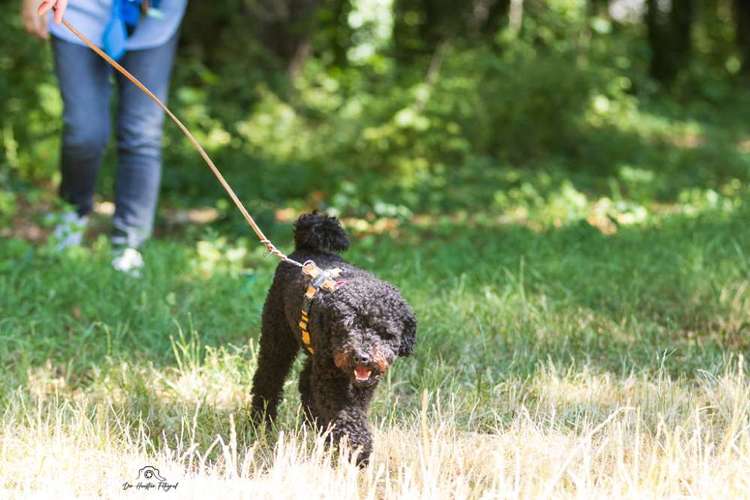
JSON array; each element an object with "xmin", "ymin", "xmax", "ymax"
[
  {"xmin": 22, "ymin": 0, "xmax": 48, "ymax": 39},
  {"xmin": 37, "ymin": 0, "xmax": 68, "ymax": 23}
]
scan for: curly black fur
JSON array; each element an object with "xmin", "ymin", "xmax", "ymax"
[
  {"xmin": 294, "ymin": 212, "xmax": 350, "ymax": 253},
  {"xmin": 251, "ymin": 212, "xmax": 417, "ymax": 466}
]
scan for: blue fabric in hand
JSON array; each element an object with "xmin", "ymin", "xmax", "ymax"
[
  {"xmin": 102, "ymin": 0, "xmax": 127, "ymax": 60},
  {"xmin": 121, "ymin": 0, "xmax": 142, "ymax": 29},
  {"xmin": 103, "ymin": 0, "xmax": 149, "ymax": 60}
]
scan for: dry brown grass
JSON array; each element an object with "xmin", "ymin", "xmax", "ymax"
[{"xmin": 3, "ymin": 361, "xmax": 750, "ymax": 499}]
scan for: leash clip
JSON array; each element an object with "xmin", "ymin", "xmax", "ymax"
[{"xmin": 302, "ymin": 260, "xmax": 341, "ymax": 293}]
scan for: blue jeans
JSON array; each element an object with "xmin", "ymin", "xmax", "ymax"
[{"xmin": 52, "ymin": 33, "xmax": 179, "ymax": 248}]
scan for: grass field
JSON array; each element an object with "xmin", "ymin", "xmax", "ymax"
[
  {"xmin": 6, "ymin": 0, "xmax": 750, "ymax": 496},
  {"xmin": 1, "ymin": 198, "xmax": 749, "ymax": 498}
]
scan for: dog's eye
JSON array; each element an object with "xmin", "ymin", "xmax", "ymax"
[{"xmin": 380, "ymin": 328, "xmax": 396, "ymax": 340}]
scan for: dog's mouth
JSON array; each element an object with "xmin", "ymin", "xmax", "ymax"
[
  {"xmin": 334, "ymin": 350, "xmax": 384, "ymax": 386},
  {"xmin": 353, "ymin": 365, "xmax": 373, "ymax": 382}
]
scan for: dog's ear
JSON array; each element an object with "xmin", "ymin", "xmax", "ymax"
[{"xmin": 398, "ymin": 307, "xmax": 417, "ymax": 357}]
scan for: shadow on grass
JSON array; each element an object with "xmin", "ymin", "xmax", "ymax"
[
  {"xmin": 0, "ymin": 199, "xmax": 748, "ymax": 399},
  {"xmin": 358, "ymin": 201, "xmax": 749, "ymax": 379}
]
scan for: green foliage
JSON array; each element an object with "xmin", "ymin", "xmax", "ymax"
[
  {"xmin": 2, "ymin": 0, "xmax": 749, "ymax": 224},
  {"xmin": 0, "ymin": 16, "xmax": 61, "ymax": 182}
]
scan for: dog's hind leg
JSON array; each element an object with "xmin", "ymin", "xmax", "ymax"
[{"xmin": 250, "ymin": 295, "xmax": 299, "ymax": 424}]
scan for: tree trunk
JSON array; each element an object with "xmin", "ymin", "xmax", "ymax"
[
  {"xmin": 588, "ymin": 0, "xmax": 610, "ymax": 17},
  {"xmin": 469, "ymin": 0, "xmax": 511, "ymax": 38},
  {"xmin": 646, "ymin": 0, "xmax": 695, "ymax": 85},
  {"xmin": 254, "ymin": 0, "xmax": 322, "ymax": 76},
  {"xmin": 393, "ymin": 0, "xmax": 511, "ymax": 62},
  {"xmin": 736, "ymin": 0, "xmax": 750, "ymax": 76},
  {"xmin": 508, "ymin": 0, "xmax": 523, "ymax": 35}
]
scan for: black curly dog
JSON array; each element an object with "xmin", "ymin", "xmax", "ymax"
[{"xmin": 250, "ymin": 212, "xmax": 417, "ymax": 466}]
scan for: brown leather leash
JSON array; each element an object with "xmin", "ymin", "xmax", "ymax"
[
  {"xmin": 62, "ymin": 19, "xmax": 345, "ymax": 357},
  {"xmin": 61, "ymin": 19, "xmax": 303, "ymax": 268}
]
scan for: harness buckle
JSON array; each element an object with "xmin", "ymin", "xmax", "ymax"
[
  {"xmin": 302, "ymin": 260, "xmax": 341, "ymax": 293},
  {"xmin": 298, "ymin": 261, "xmax": 343, "ymax": 355}
]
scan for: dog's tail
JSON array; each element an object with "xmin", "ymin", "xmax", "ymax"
[{"xmin": 294, "ymin": 212, "xmax": 350, "ymax": 254}]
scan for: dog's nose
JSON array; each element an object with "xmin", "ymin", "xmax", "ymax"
[{"xmin": 353, "ymin": 352, "xmax": 371, "ymax": 365}]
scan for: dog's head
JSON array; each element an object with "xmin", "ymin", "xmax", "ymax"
[{"xmin": 320, "ymin": 279, "xmax": 416, "ymax": 387}]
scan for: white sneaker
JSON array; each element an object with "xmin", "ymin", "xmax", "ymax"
[
  {"xmin": 49, "ymin": 211, "xmax": 88, "ymax": 251},
  {"xmin": 112, "ymin": 247, "xmax": 144, "ymax": 277}
]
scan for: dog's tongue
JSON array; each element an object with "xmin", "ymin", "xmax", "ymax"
[{"xmin": 354, "ymin": 365, "xmax": 372, "ymax": 381}]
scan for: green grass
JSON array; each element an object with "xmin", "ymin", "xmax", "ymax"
[
  {"xmin": 1, "ymin": 199, "xmax": 749, "ymax": 497},
  {"xmin": 5, "ymin": 3, "xmax": 750, "ymax": 494},
  {"xmin": 1, "ymin": 204, "xmax": 748, "ymax": 413},
  {"xmin": 3, "ymin": 203, "xmax": 748, "ymax": 379}
]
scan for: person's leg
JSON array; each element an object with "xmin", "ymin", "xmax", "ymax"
[
  {"xmin": 51, "ymin": 36, "xmax": 112, "ymax": 217},
  {"xmin": 112, "ymin": 32, "xmax": 179, "ymax": 249}
]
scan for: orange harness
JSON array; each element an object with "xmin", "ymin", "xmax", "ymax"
[{"xmin": 297, "ymin": 261, "xmax": 342, "ymax": 354}]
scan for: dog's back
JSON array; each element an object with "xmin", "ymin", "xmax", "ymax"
[{"xmin": 268, "ymin": 213, "xmax": 360, "ymax": 332}]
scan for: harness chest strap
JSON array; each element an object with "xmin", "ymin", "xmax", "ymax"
[{"xmin": 298, "ymin": 261, "xmax": 342, "ymax": 354}]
